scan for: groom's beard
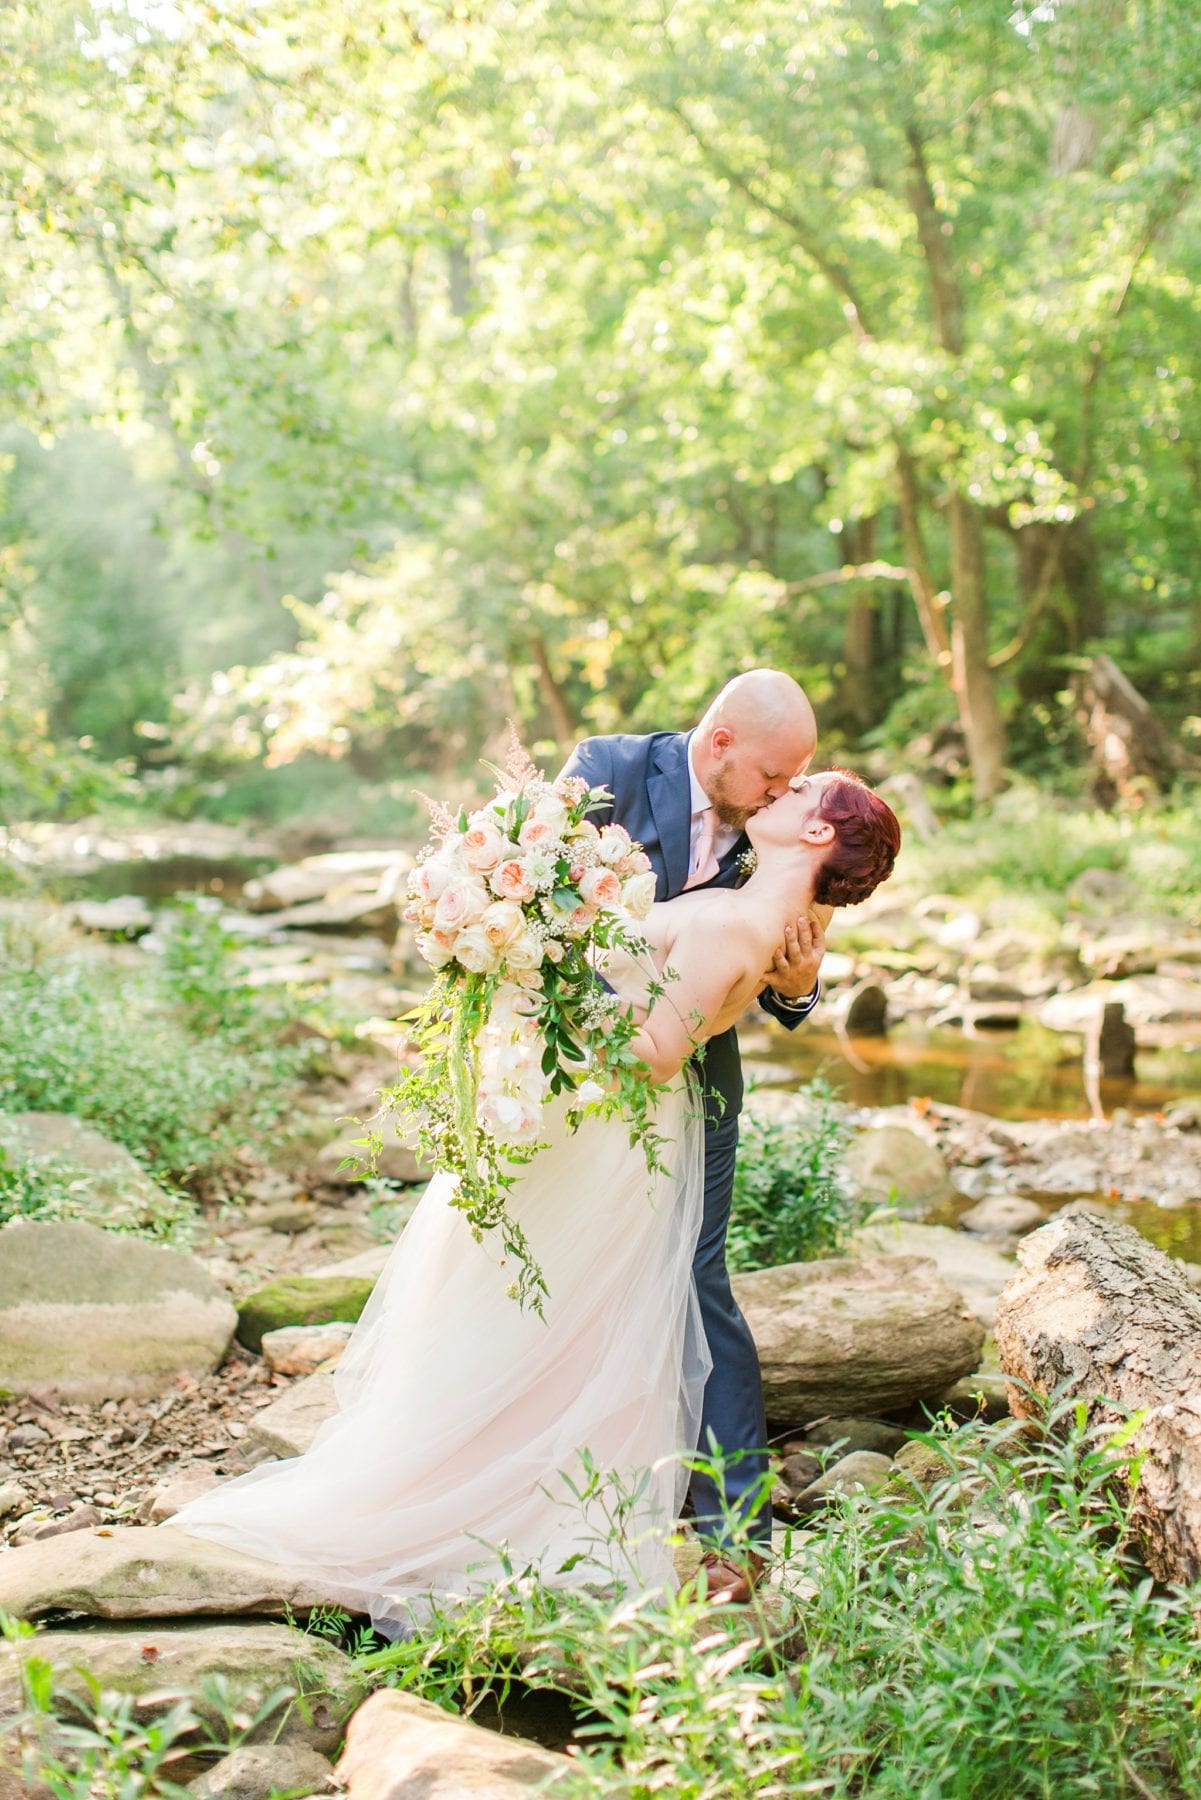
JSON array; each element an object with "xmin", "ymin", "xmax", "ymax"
[{"xmin": 708, "ymin": 772, "xmax": 765, "ymax": 834}]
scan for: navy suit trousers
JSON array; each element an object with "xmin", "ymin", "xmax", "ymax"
[{"xmin": 690, "ymin": 1097, "xmax": 773, "ymax": 1546}]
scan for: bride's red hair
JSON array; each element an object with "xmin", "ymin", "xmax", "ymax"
[{"xmin": 812, "ymin": 773, "xmax": 901, "ymax": 906}]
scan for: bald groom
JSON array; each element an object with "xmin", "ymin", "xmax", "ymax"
[{"xmin": 560, "ymin": 669, "xmax": 825, "ymax": 1601}]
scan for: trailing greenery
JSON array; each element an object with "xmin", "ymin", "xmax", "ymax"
[
  {"xmin": 353, "ymin": 1407, "xmax": 1201, "ymax": 1799},
  {"xmin": 726, "ymin": 1081, "xmax": 860, "ymax": 1271},
  {"xmin": 0, "ymin": 906, "xmax": 317, "ymax": 1197}
]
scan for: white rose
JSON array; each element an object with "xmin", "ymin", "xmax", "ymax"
[
  {"xmin": 412, "ymin": 859, "xmax": 452, "ymax": 902},
  {"xmin": 480, "ymin": 900, "xmax": 525, "ymax": 949},
  {"xmin": 620, "ymin": 870, "xmax": 658, "ymax": 919},
  {"xmin": 597, "ymin": 823, "xmax": 633, "ymax": 865},
  {"xmin": 577, "ymin": 1078, "xmax": 607, "ymax": 1107},
  {"xmin": 416, "ymin": 930, "xmax": 456, "ymax": 969},
  {"xmin": 461, "ymin": 818, "xmax": 507, "ymax": 873},
  {"xmin": 434, "ymin": 877, "xmax": 488, "ymax": 932},
  {"xmin": 455, "ymin": 924, "xmax": 503, "ymax": 974},
  {"xmin": 491, "ymin": 982, "xmax": 539, "ymax": 1027},
  {"xmin": 530, "ymin": 791, "xmax": 569, "ymax": 836},
  {"xmin": 503, "ymin": 930, "xmax": 544, "ymax": 972},
  {"xmin": 478, "ymin": 1091, "xmax": 543, "ymax": 1146}
]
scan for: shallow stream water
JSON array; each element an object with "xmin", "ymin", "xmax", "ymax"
[{"xmin": 746, "ymin": 1019, "xmax": 1199, "ymax": 1123}]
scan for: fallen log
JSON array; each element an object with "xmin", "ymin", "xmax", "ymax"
[{"xmin": 994, "ymin": 1211, "xmax": 1201, "ymax": 1585}]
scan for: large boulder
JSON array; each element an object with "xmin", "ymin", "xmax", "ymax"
[
  {"xmin": 0, "ymin": 1620, "xmax": 361, "ymax": 1756},
  {"xmin": 843, "ymin": 1125, "xmax": 952, "ymax": 1210},
  {"xmin": 335, "ymin": 1687, "xmax": 573, "ymax": 1798},
  {"xmin": 851, "ymin": 1218, "xmax": 1016, "ymax": 1328},
  {"xmin": 0, "ymin": 1526, "xmax": 337, "ymax": 1624},
  {"xmin": 0, "ymin": 1219, "xmax": 236, "ymax": 1400},
  {"xmin": 733, "ymin": 1254, "xmax": 984, "ymax": 1424},
  {"xmin": 236, "ymin": 1275, "xmax": 376, "ymax": 1352},
  {"xmin": 0, "ymin": 1113, "xmax": 175, "ymax": 1231}
]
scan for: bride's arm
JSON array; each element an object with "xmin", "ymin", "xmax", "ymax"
[{"xmin": 628, "ymin": 908, "xmax": 760, "ymax": 1085}]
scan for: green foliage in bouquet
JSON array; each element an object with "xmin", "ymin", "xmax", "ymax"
[{"xmin": 371, "ymin": 742, "xmax": 679, "ymax": 1314}]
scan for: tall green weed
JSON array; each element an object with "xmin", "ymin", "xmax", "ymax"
[
  {"xmin": 354, "ymin": 1408, "xmax": 1201, "ymax": 1799},
  {"xmin": 0, "ymin": 905, "xmax": 315, "ymax": 1196}
]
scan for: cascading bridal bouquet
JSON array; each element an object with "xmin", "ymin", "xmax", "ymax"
[{"xmin": 379, "ymin": 738, "xmax": 673, "ymax": 1314}]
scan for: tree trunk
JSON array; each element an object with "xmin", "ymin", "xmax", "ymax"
[
  {"xmin": 1070, "ymin": 652, "xmax": 1179, "ymax": 805},
  {"xmin": 838, "ymin": 517, "xmax": 891, "ymax": 733},
  {"xmin": 994, "ymin": 1211, "xmax": 1201, "ymax": 1587},
  {"xmin": 948, "ymin": 494, "xmax": 1007, "ymax": 799},
  {"xmin": 527, "ymin": 630, "xmax": 578, "ymax": 750}
]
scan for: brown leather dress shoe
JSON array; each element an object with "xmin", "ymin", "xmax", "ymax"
[{"xmin": 695, "ymin": 1548, "xmax": 768, "ymax": 1605}]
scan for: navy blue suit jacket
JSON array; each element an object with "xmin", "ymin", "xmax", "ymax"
[{"xmin": 559, "ymin": 730, "xmax": 819, "ymax": 1124}]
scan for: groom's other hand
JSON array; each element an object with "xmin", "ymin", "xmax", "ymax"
[{"xmin": 763, "ymin": 910, "xmax": 826, "ymax": 1001}]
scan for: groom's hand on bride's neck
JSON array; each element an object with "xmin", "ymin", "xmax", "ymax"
[{"xmin": 762, "ymin": 910, "xmax": 827, "ymax": 1000}]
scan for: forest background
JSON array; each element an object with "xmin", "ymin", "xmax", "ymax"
[{"xmin": 1, "ymin": 0, "xmax": 1199, "ymax": 840}]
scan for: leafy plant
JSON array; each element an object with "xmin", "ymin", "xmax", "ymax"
[
  {"xmin": 351, "ymin": 1405, "xmax": 1201, "ymax": 1800},
  {"xmin": 726, "ymin": 1081, "xmax": 860, "ymax": 1271},
  {"xmin": 0, "ymin": 909, "xmax": 314, "ymax": 1197}
]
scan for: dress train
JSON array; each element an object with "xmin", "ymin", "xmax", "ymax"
[{"xmin": 174, "ymin": 1082, "xmax": 710, "ymax": 1638}]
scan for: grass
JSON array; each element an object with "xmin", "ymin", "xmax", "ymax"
[
  {"xmin": 897, "ymin": 783, "xmax": 1201, "ymax": 926},
  {"xmin": 726, "ymin": 1081, "xmax": 863, "ymax": 1271},
  {"xmin": 348, "ymin": 1404, "xmax": 1201, "ymax": 1799},
  {"xmin": 0, "ymin": 902, "xmax": 320, "ymax": 1220},
  {"xmin": 0, "ymin": 1611, "xmax": 305, "ymax": 1799}
]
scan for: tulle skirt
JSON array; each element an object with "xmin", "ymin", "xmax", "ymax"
[{"xmin": 174, "ymin": 1081, "xmax": 710, "ymax": 1637}]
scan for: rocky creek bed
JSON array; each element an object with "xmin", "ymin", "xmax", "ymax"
[{"xmin": 2, "ymin": 826, "xmax": 1201, "ymax": 1794}]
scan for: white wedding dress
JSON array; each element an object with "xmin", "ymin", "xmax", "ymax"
[{"xmin": 174, "ymin": 1082, "xmax": 710, "ymax": 1638}]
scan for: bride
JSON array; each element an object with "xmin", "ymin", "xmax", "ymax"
[{"xmin": 174, "ymin": 770, "xmax": 900, "ymax": 1636}]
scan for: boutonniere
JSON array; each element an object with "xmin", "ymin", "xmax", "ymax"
[{"xmin": 736, "ymin": 848, "xmax": 758, "ymax": 880}]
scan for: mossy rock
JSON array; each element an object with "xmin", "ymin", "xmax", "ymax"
[{"xmin": 236, "ymin": 1274, "xmax": 376, "ymax": 1352}]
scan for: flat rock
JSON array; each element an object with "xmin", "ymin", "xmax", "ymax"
[
  {"xmin": 335, "ymin": 1687, "xmax": 572, "ymax": 1798},
  {"xmin": 244, "ymin": 851, "xmax": 409, "ymax": 914},
  {"xmin": 1041, "ymin": 976, "xmax": 1201, "ymax": 1032},
  {"xmin": 316, "ymin": 1130, "xmax": 430, "ymax": 1187},
  {"xmin": 0, "ymin": 1219, "xmax": 236, "ymax": 1400},
  {"xmin": 0, "ymin": 1526, "xmax": 337, "ymax": 1624},
  {"xmin": 68, "ymin": 896, "xmax": 153, "ymax": 937},
  {"xmin": 803, "ymin": 1417, "xmax": 906, "ymax": 1456},
  {"xmin": 733, "ymin": 1253, "xmax": 983, "ymax": 1425},
  {"xmin": 0, "ymin": 1113, "xmax": 173, "ymax": 1228},
  {"xmin": 266, "ymin": 894, "xmax": 401, "ymax": 935},
  {"xmin": 851, "ymin": 1219, "xmax": 1016, "ymax": 1328},
  {"xmin": 793, "ymin": 1450, "xmax": 894, "ymax": 1515},
  {"xmin": 957, "ymin": 1195, "xmax": 1046, "ymax": 1236},
  {"xmin": 844, "ymin": 1125, "xmax": 952, "ymax": 1209},
  {"xmin": 306, "ymin": 1246, "xmax": 393, "ymax": 1281},
  {"xmin": 188, "ymin": 1742, "xmax": 336, "ymax": 1798},
  {"xmin": 0, "ymin": 1620, "xmax": 359, "ymax": 1756},
  {"xmin": 145, "ymin": 1466, "xmax": 224, "ymax": 1524},
  {"xmin": 244, "ymin": 1373, "xmax": 337, "ymax": 1459},
  {"xmin": 262, "ymin": 1320, "xmax": 356, "ymax": 1376}
]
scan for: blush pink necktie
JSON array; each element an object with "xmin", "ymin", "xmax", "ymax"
[{"xmin": 684, "ymin": 806, "xmax": 719, "ymax": 890}]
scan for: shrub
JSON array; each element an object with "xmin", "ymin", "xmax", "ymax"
[
  {"xmin": 0, "ymin": 905, "xmax": 316, "ymax": 1195},
  {"xmin": 354, "ymin": 1407, "xmax": 1201, "ymax": 1799},
  {"xmin": 726, "ymin": 1081, "xmax": 860, "ymax": 1271}
]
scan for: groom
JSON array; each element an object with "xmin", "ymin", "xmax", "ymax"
[{"xmin": 560, "ymin": 668, "xmax": 825, "ymax": 1599}]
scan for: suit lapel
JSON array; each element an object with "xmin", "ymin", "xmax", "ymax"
[{"xmin": 648, "ymin": 732, "xmax": 693, "ymax": 899}]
